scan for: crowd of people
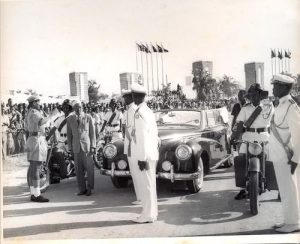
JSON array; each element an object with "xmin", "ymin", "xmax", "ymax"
[{"xmin": 1, "ymin": 94, "xmax": 236, "ymax": 160}]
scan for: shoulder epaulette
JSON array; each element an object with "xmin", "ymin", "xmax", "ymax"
[{"xmin": 243, "ymin": 103, "xmax": 250, "ymax": 107}]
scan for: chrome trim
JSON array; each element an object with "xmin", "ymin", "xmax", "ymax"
[{"xmin": 100, "ymin": 167, "xmax": 202, "ymax": 181}]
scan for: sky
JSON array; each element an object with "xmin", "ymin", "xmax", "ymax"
[{"xmin": 1, "ymin": 0, "xmax": 300, "ymax": 97}]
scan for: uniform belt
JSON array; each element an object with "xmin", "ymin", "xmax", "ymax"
[
  {"xmin": 28, "ymin": 131, "xmax": 44, "ymax": 136},
  {"xmin": 60, "ymin": 133, "xmax": 67, "ymax": 137},
  {"xmin": 244, "ymin": 127, "xmax": 270, "ymax": 133},
  {"xmin": 107, "ymin": 124, "xmax": 119, "ymax": 127}
]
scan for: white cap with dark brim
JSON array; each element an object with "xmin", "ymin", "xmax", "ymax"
[
  {"xmin": 121, "ymin": 89, "xmax": 131, "ymax": 96},
  {"xmin": 131, "ymin": 82, "xmax": 147, "ymax": 94},
  {"xmin": 271, "ymin": 74, "xmax": 296, "ymax": 85}
]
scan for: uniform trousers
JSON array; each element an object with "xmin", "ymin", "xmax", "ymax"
[
  {"xmin": 74, "ymin": 148, "xmax": 94, "ymax": 192},
  {"xmin": 128, "ymin": 156, "xmax": 142, "ymax": 201},
  {"xmin": 131, "ymin": 156, "xmax": 157, "ymax": 219},
  {"xmin": 273, "ymin": 159, "xmax": 299, "ymax": 225}
]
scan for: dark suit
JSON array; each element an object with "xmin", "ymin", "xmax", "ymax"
[{"xmin": 67, "ymin": 112, "xmax": 96, "ymax": 192}]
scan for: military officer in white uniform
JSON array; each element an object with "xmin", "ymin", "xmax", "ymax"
[
  {"xmin": 130, "ymin": 83, "xmax": 159, "ymax": 223},
  {"xmin": 122, "ymin": 89, "xmax": 141, "ymax": 205},
  {"xmin": 268, "ymin": 74, "xmax": 300, "ymax": 233},
  {"xmin": 234, "ymin": 83, "xmax": 274, "ymax": 200}
]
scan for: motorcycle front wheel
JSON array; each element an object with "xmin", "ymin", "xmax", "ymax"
[
  {"xmin": 249, "ymin": 171, "xmax": 259, "ymax": 215},
  {"xmin": 93, "ymin": 148, "xmax": 103, "ymax": 170}
]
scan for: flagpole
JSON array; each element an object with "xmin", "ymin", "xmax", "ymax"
[
  {"xmin": 155, "ymin": 47, "xmax": 160, "ymax": 91},
  {"xmin": 281, "ymin": 49, "xmax": 284, "ymax": 73},
  {"xmin": 161, "ymin": 42, "xmax": 164, "ymax": 87},
  {"xmin": 271, "ymin": 49, "xmax": 273, "ymax": 76},
  {"xmin": 274, "ymin": 50, "xmax": 277, "ymax": 74},
  {"xmin": 145, "ymin": 48, "xmax": 149, "ymax": 95},
  {"xmin": 140, "ymin": 42, "xmax": 144, "ymax": 84},
  {"xmin": 135, "ymin": 43, "xmax": 139, "ymax": 74},
  {"xmin": 150, "ymin": 46, "xmax": 154, "ymax": 92},
  {"xmin": 288, "ymin": 49, "xmax": 291, "ymax": 73}
]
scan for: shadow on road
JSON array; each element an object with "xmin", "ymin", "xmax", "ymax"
[{"xmin": 4, "ymin": 220, "xmax": 135, "ymax": 238}]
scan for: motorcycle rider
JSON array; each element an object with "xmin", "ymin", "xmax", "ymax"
[
  {"xmin": 46, "ymin": 99, "xmax": 73, "ymax": 182},
  {"xmin": 233, "ymin": 83, "xmax": 274, "ymax": 200},
  {"xmin": 100, "ymin": 98, "xmax": 123, "ymax": 140}
]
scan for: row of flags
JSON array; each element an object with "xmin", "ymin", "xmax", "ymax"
[
  {"xmin": 271, "ymin": 49, "xmax": 291, "ymax": 59},
  {"xmin": 136, "ymin": 43, "xmax": 169, "ymax": 53}
]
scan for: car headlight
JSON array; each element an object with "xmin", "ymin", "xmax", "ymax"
[
  {"xmin": 117, "ymin": 159, "xmax": 127, "ymax": 170},
  {"xmin": 175, "ymin": 144, "xmax": 192, "ymax": 160},
  {"xmin": 162, "ymin": 161, "xmax": 172, "ymax": 171},
  {"xmin": 248, "ymin": 143, "xmax": 262, "ymax": 156},
  {"xmin": 103, "ymin": 144, "xmax": 117, "ymax": 159}
]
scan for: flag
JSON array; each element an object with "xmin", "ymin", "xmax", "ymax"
[
  {"xmin": 271, "ymin": 49, "xmax": 276, "ymax": 58},
  {"xmin": 285, "ymin": 50, "xmax": 291, "ymax": 59},
  {"xmin": 157, "ymin": 44, "xmax": 163, "ymax": 53},
  {"xmin": 136, "ymin": 43, "xmax": 143, "ymax": 52},
  {"xmin": 162, "ymin": 46, "xmax": 169, "ymax": 52},
  {"xmin": 144, "ymin": 44, "xmax": 151, "ymax": 53},
  {"xmin": 151, "ymin": 44, "xmax": 157, "ymax": 52},
  {"xmin": 278, "ymin": 50, "xmax": 283, "ymax": 59}
]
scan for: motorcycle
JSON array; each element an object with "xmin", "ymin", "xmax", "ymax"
[
  {"xmin": 48, "ymin": 140, "xmax": 76, "ymax": 184},
  {"xmin": 27, "ymin": 140, "xmax": 76, "ymax": 192},
  {"xmin": 234, "ymin": 139, "xmax": 278, "ymax": 215}
]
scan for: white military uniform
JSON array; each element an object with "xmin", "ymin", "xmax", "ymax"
[
  {"xmin": 236, "ymin": 100, "xmax": 274, "ymax": 154},
  {"xmin": 123, "ymin": 101, "xmax": 141, "ymax": 202},
  {"xmin": 103, "ymin": 110, "xmax": 123, "ymax": 139},
  {"xmin": 268, "ymin": 94, "xmax": 300, "ymax": 227},
  {"xmin": 131, "ymin": 102, "xmax": 159, "ymax": 221}
]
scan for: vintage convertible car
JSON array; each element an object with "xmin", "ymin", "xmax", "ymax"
[{"xmin": 98, "ymin": 107, "xmax": 233, "ymax": 193}]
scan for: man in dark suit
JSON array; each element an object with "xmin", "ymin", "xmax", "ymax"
[{"xmin": 67, "ymin": 101, "xmax": 96, "ymax": 196}]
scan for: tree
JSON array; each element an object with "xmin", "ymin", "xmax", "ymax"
[
  {"xmin": 192, "ymin": 69, "xmax": 217, "ymax": 101},
  {"xmin": 88, "ymin": 80, "xmax": 101, "ymax": 103},
  {"xmin": 218, "ymin": 75, "xmax": 240, "ymax": 99}
]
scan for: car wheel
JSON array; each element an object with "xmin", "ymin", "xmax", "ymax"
[
  {"xmin": 187, "ymin": 157, "xmax": 204, "ymax": 193},
  {"xmin": 111, "ymin": 177, "xmax": 130, "ymax": 188}
]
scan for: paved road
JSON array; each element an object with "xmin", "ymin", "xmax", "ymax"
[{"xmin": 2, "ymin": 154, "xmax": 299, "ymax": 241}]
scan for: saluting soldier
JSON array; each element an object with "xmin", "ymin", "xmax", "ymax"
[
  {"xmin": 269, "ymin": 74, "xmax": 300, "ymax": 233},
  {"xmin": 130, "ymin": 83, "xmax": 159, "ymax": 223},
  {"xmin": 25, "ymin": 95, "xmax": 58, "ymax": 202},
  {"xmin": 233, "ymin": 84, "xmax": 274, "ymax": 200},
  {"xmin": 122, "ymin": 89, "xmax": 141, "ymax": 205}
]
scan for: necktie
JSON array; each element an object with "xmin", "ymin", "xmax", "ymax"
[{"xmin": 77, "ymin": 115, "xmax": 80, "ymax": 126}]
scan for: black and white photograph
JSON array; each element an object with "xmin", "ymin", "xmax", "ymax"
[{"xmin": 1, "ymin": 0, "xmax": 300, "ymax": 243}]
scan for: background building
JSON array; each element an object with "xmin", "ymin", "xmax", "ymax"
[
  {"xmin": 192, "ymin": 61, "xmax": 213, "ymax": 77},
  {"xmin": 69, "ymin": 72, "xmax": 89, "ymax": 102},
  {"xmin": 119, "ymin": 72, "xmax": 142, "ymax": 92},
  {"xmin": 244, "ymin": 62, "xmax": 264, "ymax": 89}
]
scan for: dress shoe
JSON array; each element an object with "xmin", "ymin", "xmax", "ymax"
[
  {"xmin": 131, "ymin": 200, "xmax": 141, "ymax": 205},
  {"xmin": 132, "ymin": 216, "xmax": 157, "ymax": 224},
  {"xmin": 77, "ymin": 190, "xmax": 87, "ymax": 196},
  {"xmin": 275, "ymin": 224, "xmax": 300, "ymax": 233},
  {"xmin": 272, "ymin": 222, "xmax": 285, "ymax": 229},
  {"xmin": 86, "ymin": 189, "xmax": 92, "ymax": 196},
  {"xmin": 30, "ymin": 195, "xmax": 49, "ymax": 202}
]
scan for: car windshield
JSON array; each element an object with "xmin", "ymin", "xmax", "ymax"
[{"xmin": 155, "ymin": 110, "xmax": 201, "ymax": 126}]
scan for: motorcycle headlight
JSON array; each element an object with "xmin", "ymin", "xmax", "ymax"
[
  {"xmin": 103, "ymin": 144, "xmax": 117, "ymax": 159},
  {"xmin": 162, "ymin": 161, "xmax": 172, "ymax": 171},
  {"xmin": 175, "ymin": 144, "xmax": 192, "ymax": 160},
  {"xmin": 117, "ymin": 159, "xmax": 127, "ymax": 170},
  {"xmin": 248, "ymin": 143, "xmax": 262, "ymax": 156}
]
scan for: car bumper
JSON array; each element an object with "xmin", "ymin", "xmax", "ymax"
[{"xmin": 100, "ymin": 163, "xmax": 201, "ymax": 182}]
